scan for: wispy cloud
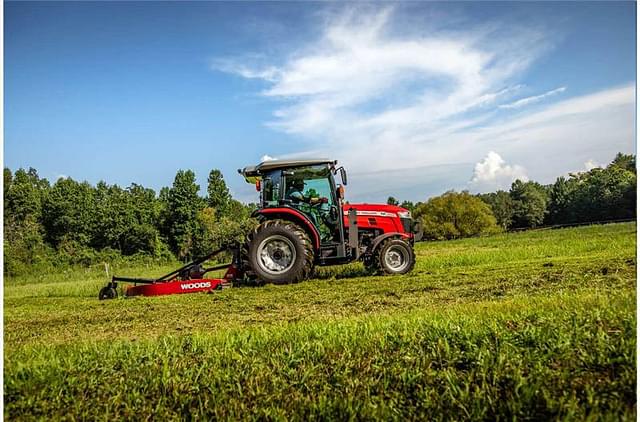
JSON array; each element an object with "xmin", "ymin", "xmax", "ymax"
[
  {"xmin": 212, "ymin": 58, "xmax": 281, "ymax": 83},
  {"xmin": 498, "ymin": 86, "xmax": 567, "ymax": 109},
  {"xmin": 215, "ymin": 7, "xmax": 635, "ymax": 202}
]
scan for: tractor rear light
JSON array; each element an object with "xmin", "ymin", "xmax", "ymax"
[
  {"xmin": 256, "ymin": 180, "xmax": 261, "ymax": 191},
  {"xmin": 397, "ymin": 211, "xmax": 411, "ymax": 219}
]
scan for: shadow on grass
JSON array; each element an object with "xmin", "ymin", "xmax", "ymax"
[
  {"xmin": 231, "ymin": 264, "xmax": 374, "ymax": 287},
  {"xmin": 311, "ymin": 263, "xmax": 373, "ymax": 280}
]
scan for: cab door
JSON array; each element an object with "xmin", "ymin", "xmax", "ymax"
[{"xmin": 283, "ymin": 166, "xmax": 341, "ymax": 242}]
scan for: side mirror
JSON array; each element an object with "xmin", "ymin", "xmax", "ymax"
[{"xmin": 339, "ymin": 167, "xmax": 347, "ymax": 185}]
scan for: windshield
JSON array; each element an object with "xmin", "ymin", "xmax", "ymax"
[{"xmin": 283, "ymin": 165, "xmax": 333, "ymax": 203}]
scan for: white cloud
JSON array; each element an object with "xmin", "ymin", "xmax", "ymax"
[
  {"xmin": 260, "ymin": 154, "xmax": 277, "ymax": 162},
  {"xmin": 212, "ymin": 57, "xmax": 281, "ymax": 82},
  {"xmin": 469, "ymin": 151, "xmax": 527, "ymax": 192},
  {"xmin": 498, "ymin": 86, "xmax": 566, "ymax": 109},
  {"xmin": 584, "ymin": 159, "xmax": 602, "ymax": 171},
  {"xmin": 215, "ymin": 8, "xmax": 635, "ymax": 202}
]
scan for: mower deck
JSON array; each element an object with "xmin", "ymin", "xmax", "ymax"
[
  {"xmin": 98, "ymin": 244, "xmax": 242, "ymax": 300},
  {"xmin": 125, "ymin": 278, "xmax": 226, "ymax": 297}
]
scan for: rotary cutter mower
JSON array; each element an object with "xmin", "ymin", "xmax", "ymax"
[{"xmin": 98, "ymin": 244, "xmax": 243, "ymax": 299}]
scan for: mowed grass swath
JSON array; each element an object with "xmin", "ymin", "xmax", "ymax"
[{"xmin": 4, "ymin": 223, "xmax": 637, "ymax": 420}]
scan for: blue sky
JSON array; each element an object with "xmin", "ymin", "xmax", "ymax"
[{"xmin": 5, "ymin": 2, "xmax": 636, "ymax": 203}]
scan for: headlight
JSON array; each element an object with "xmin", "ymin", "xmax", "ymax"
[{"xmin": 397, "ymin": 211, "xmax": 411, "ymax": 219}]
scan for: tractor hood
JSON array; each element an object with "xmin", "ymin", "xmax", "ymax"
[
  {"xmin": 346, "ymin": 203, "xmax": 411, "ymax": 217},
  {"xmin": 346, "ymin": 203, "xmax": 422, "ymax": 239}
]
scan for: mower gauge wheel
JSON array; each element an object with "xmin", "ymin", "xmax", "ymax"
[{"xmin": 98, "ymin": 286, "xmax": 118, "ymax": 300}]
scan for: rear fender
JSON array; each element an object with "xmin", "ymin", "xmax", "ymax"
[{"xmin": 257, "ymin": 208, "xmax": 321, "ymax": 250}]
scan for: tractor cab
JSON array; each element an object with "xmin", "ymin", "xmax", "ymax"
[{"xmin": 240, "ymin": 159, "xmax": 347, "ymax": 246}]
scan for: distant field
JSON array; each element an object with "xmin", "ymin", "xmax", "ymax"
[{"xmin": 4, "ymin": 223, "xmax": 637, "ymax": 420}]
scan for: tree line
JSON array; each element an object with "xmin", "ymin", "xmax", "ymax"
[
  {"xmin": 4, "ymin": 152, "xmax": 635, "ymax": 274},
  {"xmin": 388, "ymin": 153, "xmax": 636, "ymax": 240},
  {"xmin": 4, "ymin": 168, "xmax": 256, "ymax": 276}
]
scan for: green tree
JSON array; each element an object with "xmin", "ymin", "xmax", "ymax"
[
  {"xmin": 3, "ymin": 215, "xmax": 49, "ymax": 276},
  {"xmin": 42, "ymin": 178, "xmax": 95, "ymax": 247},
  {"xmin": 546, "ymin": 177, "xmax": 572, "ymax": 225},
  {"xmin": 610, "ymin": 153, "xmax": 636, "ymax": 174},
  {"xmin": 91, "ymin": 181, "xmax": 125, "ymax": 251},
  {"xmin": 3, "ymin": 165, "xmax": 260, "ymax": 274},
  {"xmin": 91, "ymin": 182, "xmax": 161, "ymax": 255},
  {"xmin": 166, "ymin": 170, "xmax": 205, "ymax": 260},
  {"xmin": 123, "ymin": 183, "xmax": 162, "ymax": 254},
  {"xmin": 478, "ymin": 191, "xmax": 515, "ymax": 230},
  {"xmin": 571, "ymin": 166, "xmax": 636, "ymax": 222},
  {"xmin": 157, "ymin": 186, "xmax": 171, "ymax": 243},
  {"xmin": 5, "ymin": 168, "xmax": 49, "ymax": 223},
  {"xmin": 4, "ymin": 168, "xmax": 51, "ymax": 275},
  {"xmin": 207, "ymin": 169, "xmax": 231, "ymax": 215},
  {"xmin": 3, "ymin": 168, "xmax": 12, "ymax": 230},
  {"xmin": 4, "ymin": 168, "xmax": 13, "ymax": 199},
  {"xmin": 509, "ymin": 180, "xmax": 548, "ymax": 228},
  {"xmin": 545, "ymin": 155, "xmax": 636, "ymax": 225},
  {"xmin": 399, "ymin": 200, "xmax": 415, "ymax": 213},
  {"xmin": 192, "ymin": 207, "xmax": 256, "ymax": 259},
  {"xmin": 414, "ymin": 191, "xmax": 500, "ymax": 240},
  {"xmin": 387, "ymin": 196, "xmax": 399, "ymax": 206},
  {"xmin": 226, "ymin": 199, "xmax": 255, "ymax": 220}
]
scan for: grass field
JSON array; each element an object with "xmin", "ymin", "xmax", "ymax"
[{"xmin": 4, "ymin": 222, "xmax": 637, "ymax": 420}]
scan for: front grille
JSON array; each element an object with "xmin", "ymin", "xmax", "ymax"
[{"xmin": 401, "ymin": 217, "xmax": 412, "ymax": 233}]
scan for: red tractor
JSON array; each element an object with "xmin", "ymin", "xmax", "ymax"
[
  {"xmin": 238, "ymin": 159, "xmax": 421, "ymax": 284},
  {"xmin": 99, "ymin": 158, "xmax": 421, "ymax": 299}
]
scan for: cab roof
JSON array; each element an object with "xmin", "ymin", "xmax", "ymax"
[{"xmin": 238, "ymin": 159, "xmax": 336, "ymax": 179}]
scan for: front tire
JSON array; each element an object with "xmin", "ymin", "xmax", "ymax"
[
  {"xmin": 245, "ymin": 219, "xmax": 314, "ymax": 284},
  {"xmin": 368, "ymin": 238, "xmax": 416, "ymax": 275}
]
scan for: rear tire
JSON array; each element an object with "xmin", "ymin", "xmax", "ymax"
[
  {"xmin": 245, "ymin": 219, "xmax": 314, "ymax": 284},
  {"xmin": 367, "ymin": 238, "xmax": 416, "ymax": 275}
]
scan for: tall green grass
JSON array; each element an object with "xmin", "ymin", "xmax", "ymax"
[
  {"xmin": 4, "ymin": 222, "xmax": 637, "ymax": 420},
  {"xmin": 5, "ymin": 293, "xmax": 635, "ymax": 420}
]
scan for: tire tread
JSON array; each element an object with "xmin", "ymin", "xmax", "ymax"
[{"xmin": 242, "ymin": 219, "xmax": 314, "ymax": 284}]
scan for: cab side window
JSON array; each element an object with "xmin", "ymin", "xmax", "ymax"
[
  {"xmin": 303, "ymin": 178, "xmax": 334, "ymax": 206},
  {"xmin": 261, "ymin": 178, "xmax": 274, "ymax": 206}
]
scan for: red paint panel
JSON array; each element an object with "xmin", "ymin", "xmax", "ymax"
[
  {"xmin": 348, "ymin": 203, "xmax": 408, "ymax": 214},
  {"xmin": 125, "ymin": 278, "xmax": 225, "ymax": 297},
  {"xmin": 342, "ymin": 211, "xmax": 406, "ymax": 234}
]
